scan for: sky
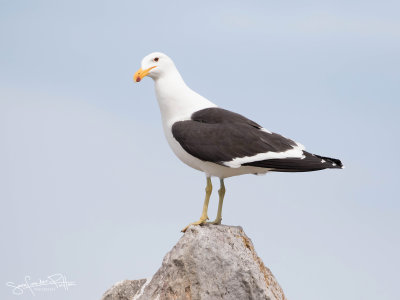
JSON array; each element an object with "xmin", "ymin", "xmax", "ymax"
[{"xmin": 1, "ymin": 0, "xmax": 399, "ymax": 299}]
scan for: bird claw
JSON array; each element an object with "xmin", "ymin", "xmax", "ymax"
[{"xmin": 181, "ymin": 217, "xmax": 208, "ymax": 232}]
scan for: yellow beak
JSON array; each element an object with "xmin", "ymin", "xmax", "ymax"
[{"xmin": 134, "ymin": 66, "xmax": 156, "ymax": 82}]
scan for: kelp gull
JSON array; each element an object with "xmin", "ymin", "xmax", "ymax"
[{"xmin": 133, "ymin": 52, "xmax": 343, "ymax": 232}]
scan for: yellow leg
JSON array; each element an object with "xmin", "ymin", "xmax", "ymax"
[
  {"xmin": 182, "ymin": 176, "xmax": 212, "ymax": 232},
  {"xmin": 208, "ymin": 178, "xmax": 225, "ymax": 225}
]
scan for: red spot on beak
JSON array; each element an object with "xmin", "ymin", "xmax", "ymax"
[{"xmin": 136, "ymin": 77, "xmax": 141, "ymax": 82}]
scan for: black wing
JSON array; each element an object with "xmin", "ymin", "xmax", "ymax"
[
  {"xmin": 172, "ymin": 108, "xmax": 297, "ymax": 163},
  {"xmin": 243, "ymin": 152, "xmax": 343, "ymax": 172},
  {"xmin": 172, "ymin": 107, "xmax": 342, "ymax": 171}
]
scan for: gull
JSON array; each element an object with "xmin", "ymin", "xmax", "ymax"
[{"xmin": 133, "ymin": 52, "xmax": 343, "ymax": 232}]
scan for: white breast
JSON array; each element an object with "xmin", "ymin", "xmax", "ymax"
[{"xmin": 152, "ymin": 66, "xmax": 269, "ymax": 178}]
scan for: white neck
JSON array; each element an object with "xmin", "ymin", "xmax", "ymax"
[{"xmin": 153, "ymin": 68, "xmax": 216, "ymax": 126}]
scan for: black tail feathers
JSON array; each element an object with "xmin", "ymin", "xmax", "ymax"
[{"xmin": 314, "ymin": 154, "xmax": 343, "ymax": 168}]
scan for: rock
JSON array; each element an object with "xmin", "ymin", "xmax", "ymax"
[
  {"xmin": 102, "ymin": 279, "xmax": 148, "ymax": 300},
  {"xmin": 101, "ymin": 224, "xmax": 286, "ymax": 300}
]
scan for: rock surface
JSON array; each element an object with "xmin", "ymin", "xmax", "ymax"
[
  {"xmin": 102, "ymin": 279, "xmax": 148, "ymax": 300},
  {"xmin": 101, "ymin": 224, "xmax": 286, "ymax": 300}
]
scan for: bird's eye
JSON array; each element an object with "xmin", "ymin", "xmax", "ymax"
[{"xmin": 153, "ymin": 57, "xmax": 159, "ymax": 62}]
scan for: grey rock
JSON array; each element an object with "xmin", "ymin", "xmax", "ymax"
[
  {"xmin": 101, "ymin": 279, "xmax": 147, "ymax": 300},
  {"xmin": 102, "ymin": 224, "xmax": 286, "ymax": 300}
]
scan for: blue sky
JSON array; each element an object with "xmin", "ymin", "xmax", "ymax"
[{"xmin": 1, "ymin": 1, "xmax": 399, "ymax": 299}]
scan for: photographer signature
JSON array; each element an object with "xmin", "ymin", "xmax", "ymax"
[{"xmin": 6, "ymin": 273, "xmax": 77, "ymax": 296}]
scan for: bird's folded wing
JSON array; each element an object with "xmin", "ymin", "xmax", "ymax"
[{"xmin": 171, "ymin": 108, "xmax": 305, "ymax": 168}]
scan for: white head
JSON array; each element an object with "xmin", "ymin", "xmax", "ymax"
[
  {"xmin": 133, "ymin": 52, "xmax": 216, "ymax": 119},
  {"xmin": 134, "ymin": 52, "xmax": 178, "ymax": 82}
]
